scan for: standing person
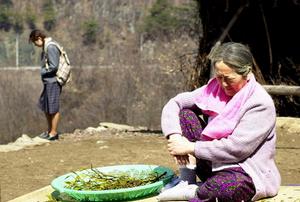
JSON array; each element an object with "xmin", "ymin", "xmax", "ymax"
[
  {"xmin": 159, "ymin": 42, "xmax": 281, "ymax": 201},
  {"xmin": 29, "ymin": 29, "xmax": 61, "ymax": 141}
]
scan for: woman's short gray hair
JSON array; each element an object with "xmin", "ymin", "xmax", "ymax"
[{"xmin": 208, "ymin": 41, "xmax": 253, "ymax": 76}]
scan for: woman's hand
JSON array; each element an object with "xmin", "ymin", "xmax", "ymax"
[
  {"xmin": 174, "ymin": 155, "xmax": 189, "ymax": 165},
  {"xmin": 167, "ymin": 134, "xmax": 195, "ymax": 156}
]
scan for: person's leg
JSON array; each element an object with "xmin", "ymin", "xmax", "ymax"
[
  {"xmin": 38, "ymin": 84, "xmax": 50, "ymax": 138},
  {"xmin": 191, "ymin": 167, "xmax": 256, "ymax": 202},
  {"xmin": 158, "ymin": 108, "xmax": 209, "ymax": 200},
  {"xmin": 179, "ymin": 108, "xmax": 209, "ymax": 183},
  {"xmin": 47, "ymin": 82, "xmax": 61, "ymax": 136},
  {"xmin": 160, "ymin": 109, "xmax": 206, "ymax": 190},
  {"xmin": 179, "ymin": 108, "xmax": 206, "ymax": 142},
  {"xmin": 45, "ymin": 112, "xmax": 52, "ymax": 132},
  {"xmin": 49, "ymin": 112, "xmax": 60, "ymax": 136},
  {"xmin": 195, "ymin": 158, "xmax": 213, "ymax": 182},
  {"xmin": 39, "ymin": 82, "xmax": 61, "ymax": 140}
]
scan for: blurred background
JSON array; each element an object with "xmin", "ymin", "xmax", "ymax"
[{"xmin": 0, "ymin": 0, "xmax": 299, "ymax": 144}]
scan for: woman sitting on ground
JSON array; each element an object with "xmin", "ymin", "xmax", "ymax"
[{"xmin": 159, "ymin": 42, "xmax": 281, "ymax": 202}]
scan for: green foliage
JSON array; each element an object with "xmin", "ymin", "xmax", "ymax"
[
  {"xmin": 43, "ymin": 0, "xmax": 56, "ymax": 31},
  {"xmin": 12, "ymin": 12, "xmax": 23, "ymax": 33},
  {"xmin": 0, "ymin": 1, "xmax": 13, "ymax": 31},
  {"xmin": 81, "ymin": 19, "xmax": 99, "ymax": 46},
  {"xmin": 141, "ymin": 0, "xmax": 176, "ymax": 39},
  {"xmin": 172, "ymin": 1, "xmax": 200, "ymax": 35},
  {"xmin": 140, "ymin": 0, "xmax": 200, "ymax": 41},
  {"xmin": 0, "ymin": 1, "xmax": 34, "ymax": 33},
  {"xmin": 25, "ymin": 7, "xmax": 36, "ymax": 29}
]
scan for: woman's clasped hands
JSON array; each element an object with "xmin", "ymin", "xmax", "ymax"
[{"xmin": 168, "ymin": 134, "xmax": 195, "ymax": 165}]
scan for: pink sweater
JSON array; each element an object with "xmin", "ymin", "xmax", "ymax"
[{"xmin": 161, "ymin": 82, "xmax": 281, "ymax": 201}]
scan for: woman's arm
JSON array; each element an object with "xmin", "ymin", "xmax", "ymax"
[
  {"xmin": 41, "ymin": 44, "xmax": 60, "ymax": 76},
  {"xmin": 161, "ymin": 87, "xmax": 204, "ymax": 137}
]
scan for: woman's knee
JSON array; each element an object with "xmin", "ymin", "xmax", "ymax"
[
  {"xmin": 179, "ymin": 108, "xmax": 197, "ymax": 120},
  {"xmin": 179, "ymin": 109, "xmax": 203, "ymax": 141}
]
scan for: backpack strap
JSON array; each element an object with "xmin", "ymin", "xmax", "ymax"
[{"xmin": 44, "ymin": 40, "xmax": 70, "ymax": 70}]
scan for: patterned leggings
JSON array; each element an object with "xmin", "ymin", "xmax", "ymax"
[{"xmin": 179, "ymin": 108, "xmax": 256, "ymax": 202}]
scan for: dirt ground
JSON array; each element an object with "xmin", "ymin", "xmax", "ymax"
[{"xmin": 1, "ymin": 119, "xmax": 300, "ymax": 202}]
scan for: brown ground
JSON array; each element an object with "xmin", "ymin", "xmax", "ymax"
[{"xmin": 1, "ymin": 119, "xmax": 300, "ymax": 201}]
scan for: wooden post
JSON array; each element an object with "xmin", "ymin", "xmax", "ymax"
[
  {"xmin": 262, "ymin": 85, "xmax": 300, "ymax": 96},
  {"xmin": 16, "ymin": 33, "xmax": 19, "ymax": 68}
]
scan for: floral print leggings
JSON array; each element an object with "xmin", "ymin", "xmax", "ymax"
[{"xmin": 179, "ymin": 108, "xmax": 256, "ymax": 202}]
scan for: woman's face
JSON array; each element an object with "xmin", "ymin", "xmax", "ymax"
[
  {"xmin": 33, "ymin": 37, "xmax": 43, "ymax": 47},
  {"xmin": 214, "ymin": 61, "xmax": 248, "ymax": 96}
]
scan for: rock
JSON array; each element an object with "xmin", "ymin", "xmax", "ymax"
[
  {"xmin": 0, "ymin": 134, "xmax": 49, "ymax": 152},
  {"xmin": 276, "ymin": 117, "xmax": 300, "ymax": 134},
  {"xmin": 99, "ymin": 122, "xmax": 147, "ymax": 132},
  {"xmin": 276, "ymin": 117, "xmax": 300, "ymax": 148},
  {"xmin": 84, "ymin": 126, "xmax": 107, "ymax": 134}
]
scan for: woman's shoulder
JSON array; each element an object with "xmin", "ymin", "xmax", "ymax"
[
  {"xmin": 248, "ymin": 82, "xmax": 275, "ymax": 107},
  {"xmin": 47, "ymin": 43, "xmax": 59, "ymax": 51},
  {"xmin": 46, "ymin": 43, "xmax": 60, "ymax": 56}
]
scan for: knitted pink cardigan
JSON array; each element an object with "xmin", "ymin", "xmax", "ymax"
[{"xmin": 161, "ymin": 80, "xmax": 281, "ymax": 201}]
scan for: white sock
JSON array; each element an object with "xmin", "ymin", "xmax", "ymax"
[{"xmin": 157, "ymin": 181, "xmax": 198, "ymax": 201}]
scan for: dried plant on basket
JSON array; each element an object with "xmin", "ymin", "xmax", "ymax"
[{"xmin": 64, "ymin": 166, "xmax": 167, "ymax": 191}]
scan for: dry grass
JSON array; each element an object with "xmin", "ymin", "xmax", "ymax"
[{"xmin": 0, "ymin": 66, "xmax": 184, "ymax": 144}]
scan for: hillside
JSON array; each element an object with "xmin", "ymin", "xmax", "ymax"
[
  {"xmin": 0, "ymin": 0, "xmax": 198, "ymax": 67},
  {"xmin": 0, "ymin": 0, "xmax": 199, "ymax": 143},
  {"xmin": 0, "ymin": 0, "xmax": 299, "ymax": 144}
]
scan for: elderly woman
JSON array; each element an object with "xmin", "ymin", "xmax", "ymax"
[{"xmin": 159, "ymin": 42, "xmax": 281, "ymax": 201}]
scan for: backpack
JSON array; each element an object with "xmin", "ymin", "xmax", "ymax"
[{"xmin": 44, "ymin": 40, "xmax": 71, "ymax": 86}]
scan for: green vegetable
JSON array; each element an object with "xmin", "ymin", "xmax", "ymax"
[{"xmin": 64, "ymin": 166, "xmax": 167, "ymax": 191}]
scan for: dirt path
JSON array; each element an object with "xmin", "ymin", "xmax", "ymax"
[{"xmin": 1, "ymin": 119, "xmax": 300, "ymax": 201}]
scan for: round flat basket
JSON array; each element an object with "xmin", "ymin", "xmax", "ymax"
[{"xmin": 51, "ymin": 164, "xmax": 174, "ymax": 201}]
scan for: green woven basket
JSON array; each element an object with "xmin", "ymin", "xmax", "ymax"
[{"xmin": 51, "ymin": 164, "xmax": 174, "ymax": 201}]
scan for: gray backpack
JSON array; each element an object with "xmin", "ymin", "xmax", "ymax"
[{"xmin": 44, "ymin": 40, "xmax": 71, "ymax": 86}]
